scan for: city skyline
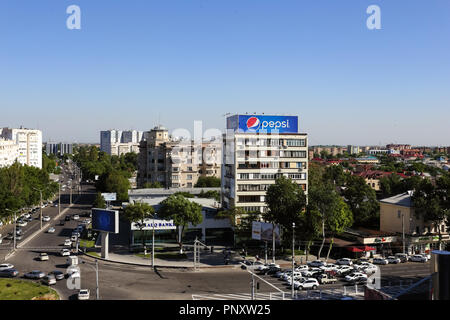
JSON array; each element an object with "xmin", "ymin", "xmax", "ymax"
[{"xmin": 1, "ymin": 1, "xmax": 449, "ymax": 145}]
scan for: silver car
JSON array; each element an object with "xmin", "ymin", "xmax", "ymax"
[{"xmin": 24, "ymin": 270, "xmax": 46, "ymax": 279}]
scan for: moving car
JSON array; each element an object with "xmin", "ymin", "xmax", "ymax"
[
  {"xmin": 48, "ymin": 271, "xmax": 65, "ymax": 281},
  {"xmin": 73, "ymin": 215, "xmax": 80, "ymax": 220},
  {"xmin": 78, "ymin": 289, "xmax": 90, "ymax": 300},
  {"xmin": 0, "ymin": 264, "xmax": 14, "ymax": 271},
  {"xmin": 42, "ymin": 216, "xmax": 51, "ymax": 222},
  {"xmin": 16, "ymin": 220, "xmax": 27, "ymax": 227},
  {"xmin": 47, "ymin": 227, "xmax": 56, "ymax": 234},
  {"xmin": 37, "ymin": 253, "xmax": 49, "ymax": 261},
  {"xmin": 409, "ymin": 254, "xmax": 428, "ymax": 263},
  {"xmin": 372, "ymin": 258, "xmax": 389, "ymax": 265},
  {"xmin": 60, "ymin": 249, "xmax": 71, "ymax": 257},
  {"xmin": 42, "ymin": 274, "xmax": 56, "ymax": 285},
  {"xmin": 0, "ymin": 269, "xmax": 19, "ymax": 278},
  {"xmin": 387, "ymin": 256, "xmax": 401, "ymax": 264},
  {"xmin": 336, "ymin": 258, "xmax": 353, "ymax": 266},
  {"xmin": 24, "ymin": 270, "xmax": 46, "ymax": 279},
  {"xmin": 64, "ymin": 239, "xmax": 72, "ymax": 246}
]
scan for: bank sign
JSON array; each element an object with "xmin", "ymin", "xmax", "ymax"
[
  {"xmin": 227, "ymin": 115, "xmax": 298, "ymax": 133},
  {"xmin": 131, "ymin": 219, "xmax": 176, "ymax": 231}
]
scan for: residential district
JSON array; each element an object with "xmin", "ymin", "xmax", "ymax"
[{"xmin": 0, "ymin": 114, "xmax": 449, "ymax": 301}]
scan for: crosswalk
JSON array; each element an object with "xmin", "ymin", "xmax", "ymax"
[{"xmin": 192, "ymin": 292, "xmax": 290, "ymax": 300}]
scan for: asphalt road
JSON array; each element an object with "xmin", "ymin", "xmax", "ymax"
[{"xmin": 0, "ymin": 163, "xmax": 434, "ymax": 300}]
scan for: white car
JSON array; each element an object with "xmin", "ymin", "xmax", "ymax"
[
  {"xmin": 320, "ymin": 264, "xmax": 338, "ymax": 272},
  {"xmin": 336, "ymin": 258, "xmax": 353, "ymax": 266},
  {"xmin": 78, "ymin": 289, "xmax": 90, "ymax": 300},
  {"xmin": 64, "ymin": 239, "xmax": 72, "ymax": 246},
  {"xmin": 47, "ymin": 227, "xmax": 56, "ymax": 234},
  {"xmin": 387, "ymin": 256, "xmax": 401, "ymax": 264},
  {"xmin": 296, "ymin": 278, "xmax": 319, "ymax": 290},
  {"xmin": 42, "ymin": 216, "xmax": 51, "ymax": 222},
  {"xmin": 295, "ymin": 265, "xmax": 309, "ymax": 272},
  {"xmin": 307, "ymin": 260, "xmax": 325, "ymax": 267},
  {"xmin": 73, "ymin": 215, "xmax": 80, "ymax": 220},
  {"xmin": 38, "ymin": 253, "xmax": 49, "ymax": 261},
  {"xmin": 345, "ymin": 272, "xmax": 368, "ymax": 283},
  {"xmin": 60, "ymin": 249, "xmax": 71, "ymax": 257},
  {"xmin": 17, "ymin": 220, "xmax": 27, "ymax": 227},
  {"xmin": 409, "ymin": 254, "xmax": 428, "ymax": 263},
  {"xmin": 0, "ymin": 263, "xmax": 14, "ymax": 271},
  {"xmin": 336, "ymin": 265, "xmax": 353, "ymax": 275},
  {"xmin": 373, "ymin": 258, "xmax": 389, "ymax": 265},
  {"xmin": 361, "ymin": 264, "xmax": 378, "ymax": 274},
  {"xmin": 420, "ymin": 253, "xmax": 431, "ymax": 260}
]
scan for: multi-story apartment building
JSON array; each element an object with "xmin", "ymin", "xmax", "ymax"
[
  {"xmin": 1, "ymin": 128, "xmax": 42, "ymax": 169},
  {"xmin": 137, "ymin": 126, "xmax": 221, "ymax": 188},
  {"xmin": 347, "ymin": 145, "xmax": 360, "ymax": 155},
  {"xmin": 221, "ymin": 114, "xmax": 308, "ymax": 213},
  {"xmin": 46, "ymin": 143, "xmax": 73, "ymax": 156},
  {"xmin": 100, "ymin": 129, "xmax": 144, "ymax": 156},
  {"xmin": 0, "ymin": 138, "xmax": 19, "ymax": 168}
]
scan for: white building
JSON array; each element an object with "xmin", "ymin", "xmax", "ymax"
[
  {"xmin": 1, "ymin": 128, "xmax": 42, "ymax": 169},
  {"xmin": 100, "ymin": 130, "xmax": 144, "ymax": 156},
  {"xmin": 0, "ymin": 139, "xmax": 19, "ymax": 168},
  {"xmin": 222, "ymin": 115, "xmax": 308, "ymax": 213}
]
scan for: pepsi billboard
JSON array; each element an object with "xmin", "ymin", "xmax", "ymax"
[
  {"xmin": 227, "ymin": 115, "xmax": 298, "ymax": 133},
  {"xmin": 92, "ymin": 208, "xmax": 119, "ymax": 234}
]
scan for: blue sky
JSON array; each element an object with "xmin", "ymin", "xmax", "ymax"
[{"xmin": 0, "ymin": 1, "xmax": 449, "ymax": 145}]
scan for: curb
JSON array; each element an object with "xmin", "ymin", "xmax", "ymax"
[{"xmin": 79, "ymin": 251, "xmax": 241, "ymax": 270}]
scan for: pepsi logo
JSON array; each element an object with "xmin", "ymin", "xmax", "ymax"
[{"xmin": 246, "ymin": 117, "xmax": 260, "ymax": 130}]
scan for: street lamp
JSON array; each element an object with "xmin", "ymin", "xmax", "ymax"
[
  {"xmin": 81, "ymin": 259, "xmax": 99, "ymax": 300},
  {"xmin": 5, "ymin": 208, "xmax": 20, "ymax": 250},
  {"xmin": 292, "ymin": 222, "xmax": 295, "ymax": 299},
  {"xmin": 32, "ymin": 186, "xmax": 47, "ymax": 230}
]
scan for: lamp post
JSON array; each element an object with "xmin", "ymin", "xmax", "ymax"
[
  {"xmin": 402, "ymin": 213, "xmax": 405, "ymax": 254},
  {"xmin": 5, "ymin": 208, "xmax": 20, "ymax": 250},
  {"xmin": 32, "ymin": 187, "xmax": 46, "ymax": 230},
  {"xmin": 292, "ymin": 222, "xmax": 295, "ymax": 299},
  {"xmin": 81, "ymin": 259, "xmax": 99, "ymax": 300}
]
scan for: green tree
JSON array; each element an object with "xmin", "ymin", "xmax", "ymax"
[
  {"xmin": 195, "ymin": 176, "xmax": 221, "ymax": 187},
  {"xmin": 97, "ymin": 169, "xmax": 131, "ymax": 202},
  {"xmin": 300, "ymin": 207, "xmax": 322, "ymax": 262},
  {"xmin": 323, "ymin": 165, "xmax": 347, "ymax": 186},
  {"xmin": 325, "ymin": 198, "xmax": 353, "ymax": 262},
  {"xmin": 92, "ymin": 192, "xmax": 106, "ymax": 209},
  {"xmin": 263, "ymin": 176, "xmax": 307, "ymax": 241},
  {"xmin": 342, "ymin": 175, "xmax": 379, "ymax": 227},
  {"xmin": 123, "ymin": 202, "xmax": 155, "ymax": 254},
  {"xmin": 158, "ymin": 195, "xmax": 203, "ymax": 253},
  {"xmin": 143, "ymin": 181, "xmax": 163, "ymax": 188},
  {"xmin": 216, "ymin": 207, "xmax": 260, "ymax": 249}
]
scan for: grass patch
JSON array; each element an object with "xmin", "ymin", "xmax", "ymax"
[
  {"xmin": 86, "ymin": 251, "xmax": 101, "ymax": 258},
  {"xmin": 155, "ymin": 252, "xmax": 187, "ymax": 260},
  {"xmin": 0, "ymin": 279, "xmax": 59, "ymax": 300},
  {"xmin": 79, "ymin": 240, "xmax": 95, "ymax": 248}
]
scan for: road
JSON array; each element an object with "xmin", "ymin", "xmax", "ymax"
[{"xmin": 1, "ymin": 163, "xmax": 434, "ymax": 300}]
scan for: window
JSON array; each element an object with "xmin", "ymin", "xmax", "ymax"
[
  {"xmin": 187, "ymin": 175, "xmax": 192, "ymax": 180},
  {"xmin": 397, "ymin": 211, "xmax": 401, "ymax": 219},
  {"xmin": 286, "ymin": 139, "xmax": 306, "ymax": 147}
]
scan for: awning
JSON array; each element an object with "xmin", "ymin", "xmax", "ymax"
[
  {"xmin": 346, "ymin": 246, "xmax": 363, "ymax": 253},
  {"xmin": 359, "ymin": 245, "xmax": 376, "ymax": 252}
]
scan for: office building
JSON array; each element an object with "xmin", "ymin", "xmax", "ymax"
[
  {"xmin": 221, "ymin": 114, "xmax": 308, "ymax": 213},
  {"xmin": 137, "ymin": 126, "xmax": 222, "ymax": 188},
  {"xmin": 1, "ymin": 128, "xmax": 42, "ymax": 169},
  {"xmin": 46, "ymin": 142, "xmax": 73, "ymax": 156}
]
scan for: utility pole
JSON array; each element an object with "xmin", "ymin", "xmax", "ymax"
[
  {"xmin": 5, "ymin": 208, "xmax": 19, "ymax": 250},
  {"xmin": 96, "ymin": 259, "xmax": 99, "ymax": 300},
  {"xmin": 265, "ymin": 241, "xmax": 268, "ymax": 265},
  {"xmin": 272, "ymin": 224, "xmax": 276, "ymax": 264},
  {"xmin": 402, "ymin": 213, "xmax": 405, "ymax": 254},
  {"xmin": 58, "ymin": 181, "xmax": 61, "ymax": 215},
  {"xmin": 251, "ymin": 272, "xmax": 255, "ymax": 300},
  {"xmin": 152, "ymin": 215, "xmax": 155, "ymax": 269}
]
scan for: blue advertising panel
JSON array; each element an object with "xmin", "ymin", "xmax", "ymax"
[
  {"xmin": 92, "ymin": 208, "xmax": 119, "ymax": 234},
  {"xmin": 227, "ymin": 115, "xmax": 298, "ymax": 133}
]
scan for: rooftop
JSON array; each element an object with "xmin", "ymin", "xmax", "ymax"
[{"xmin": 379, "ymin": 191, "xmax": 414, "ymax": 207}]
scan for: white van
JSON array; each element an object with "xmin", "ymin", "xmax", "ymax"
[{"xmin": 66, "ymin": 256, "xmax": 78, "ymax": 266}]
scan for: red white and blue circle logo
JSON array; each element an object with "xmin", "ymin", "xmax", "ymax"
[{"xmin": 246, "ymin": 117, "xmax": 260, "ymax": 130}]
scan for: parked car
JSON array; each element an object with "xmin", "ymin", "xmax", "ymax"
[
  {"xmin": 307, "ymin": 260, "xmax": 325, "ymax": 267},
  {"xmin": 320, "ymin": 264, "xmax": 338, "ymax": 272},
  {"xmin": 73, "ymin": 215, "xmax": 80, "ymax": 220},
  {"xmin": 25, "ymin": 216, "xmax": 33, "ymax": 222},
  {"xmin": 47, "ymin": 227, "xmax": 56, "ymax": 234},
  {"xmin": 409, "ymin": 254, "xmax": 428, "ymax": 263},
  {"xmin": 0, "ymin": 263, "xmax": 14, "ymax": 271},
  {"xmin": 387, "ymin": 256, "xmax": 401, "ymax": 264},
  {"xmin": 37, "ymin": 253, "xmax": 49, "ymax": 261},
  {"xmin": 42, "ymin": 216, "xmax": 51, "ymax": 222},
  {"xmin": 420, "ymin": 253, "xmax": 431, "ymax": 260},
  {"xmin": 16, "ymin": 220, "xmax": 27, "ymax": 227},
  {"xmin": 59, "ymin": 220, "xmax": 65, "ymax": 226},
  {"xmin": 336, "ymin": 258, "xmax": 353, "ymax": 266},
  {"xmin": 372, "ymin": 258, "xmax": 389, "ymax": 265},
  {"xmin": 317, "ymin": 273, "xmax": 338, "ymax": 284},
  {"xmin": 42, "ymin": 274, "xmax": 56, "ymax": 285},
  {"xmin": 0, "ymin": 269, "xmax": 19, "ymax": 278},
  {"xmin": 345, "ymin": 272, "xmax": 368, "ymax": 284},
  {"xmin": 65, "ymin": 215, "xmax": 71, "ymax": 221},
  {"xmin": 295, "ymin": 265, "xmax": 309, "ymax": 272},
  {"xmin": 296, "ymin": 278, "xmax": 319, "ymax": 290},
  {"xmin": 48, "ymin": 271, "xmax": 65, "ymax": 281},
  {"xmin": 24, "ymin": 270, "xmax": 46, "ymax": 279},
  {"xmin": 78, "ymin": 289, "xmax": 90, "ymax": 300},
  {"xmin": 15, "ymin": 229, "xmax": 23, "ymax": 236},
  {"xmin": 361, "ymin": 264, "xmax": 378, "ymax": 274},
  {"xmin": 336, "ymin": 265, "xmax": 354, "ymax": 276},
  {"xmin": 395, "ymin": 253, "xmax": 409, "ymax": 263},
  {"xmin": 64, "ymin": 239, "xmax": 72, "ymax": 246}
]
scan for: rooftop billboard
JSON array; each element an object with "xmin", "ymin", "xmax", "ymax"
[{"xmin": 227, "ymin": 115, "xmax": 298, "ymax": 134}]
